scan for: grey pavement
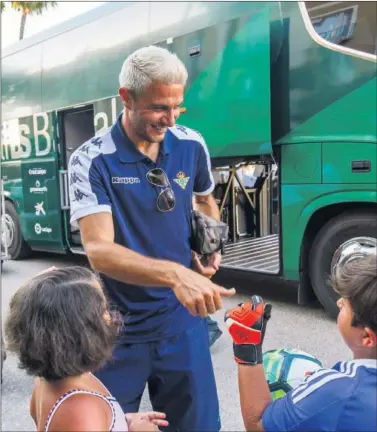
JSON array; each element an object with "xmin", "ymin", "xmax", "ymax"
[{"xmin": 1, "ymin": 254, "xmax": 350, "ymax": 431}]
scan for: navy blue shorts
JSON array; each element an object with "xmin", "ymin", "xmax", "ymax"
[{"xmin": 95, "ymin": 318, "xmax": 221, "ymax": 431}]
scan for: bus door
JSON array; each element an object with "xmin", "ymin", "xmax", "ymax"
[{"xmin": 57, "ymin": 104, "xmax": 95, "ymax": 248}]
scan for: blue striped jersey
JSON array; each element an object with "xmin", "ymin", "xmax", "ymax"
[{"xmin": 262, "ymin": 359, "xmax": 377, "ymax": 431}]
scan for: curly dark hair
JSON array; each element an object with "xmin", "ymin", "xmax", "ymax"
[
  {"xmin": 331, "ymin": 253, "xmax": 377, "ymax": 333},
  {"xmin": 4, "ymin": 266, "xmax": 121, "ymax": 381}
]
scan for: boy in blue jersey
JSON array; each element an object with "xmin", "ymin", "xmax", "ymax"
[{"xmin": 225, "ymin": 252, "xmax": 377, "ymax": 431}]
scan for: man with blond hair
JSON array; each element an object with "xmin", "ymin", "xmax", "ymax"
[{"xmin": 68, "ymin": 45, "xmax": 234, "ymax": 431}]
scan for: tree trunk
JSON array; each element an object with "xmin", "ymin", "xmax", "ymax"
[{"xmin": 19, "ymin": 13, "xmax": 27, "ymax": 40}]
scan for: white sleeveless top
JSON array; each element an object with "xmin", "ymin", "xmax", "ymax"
[{"xmin": 44, "ymin": 377, "xmax": 128, "ymax": 431}]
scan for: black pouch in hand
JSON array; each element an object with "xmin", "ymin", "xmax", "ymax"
[{"xmin": 190, "ymin": 210, "xmax": 229, "ymax": 256}]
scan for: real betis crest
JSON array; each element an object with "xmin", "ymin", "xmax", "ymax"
[{"xmin": 173, "ymin": 171, "xmax": 190, "ymax": 190}]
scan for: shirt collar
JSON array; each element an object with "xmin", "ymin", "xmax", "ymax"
[
  {"xmin": 111, "ymin": 113, "xmax": 171, "ymax": 163},
  {"xmin": 350, "ymin": 359, "xmax": 377, "ymax": 369}
]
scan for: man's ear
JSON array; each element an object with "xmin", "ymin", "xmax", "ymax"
[
  {"xmin": 363, "ymin": 327, "xmax": 377, "ymax": 348},
  {"xmin": 119, "ymin": 87, "xmax": 134, "ymax": 110}
]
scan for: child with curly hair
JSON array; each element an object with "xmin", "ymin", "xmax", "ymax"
[{"xmin": 4, "ymin": 266, "xmax": 168, "ymax": 432}]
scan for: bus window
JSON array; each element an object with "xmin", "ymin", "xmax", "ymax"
[{"xmin": 305, "ymin": 1, "xmax": 377, "ymax": 55}]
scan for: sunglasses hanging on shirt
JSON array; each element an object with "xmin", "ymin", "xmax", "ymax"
[{"xmin": 146, "ymin": 168, "xmax": 176, "ymax": 212}]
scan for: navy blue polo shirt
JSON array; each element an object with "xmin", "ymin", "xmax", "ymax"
[{"xmin": 68, "ymin": 114, "xmax": 215, "ymax": 342}]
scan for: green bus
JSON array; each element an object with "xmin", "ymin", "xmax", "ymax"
[{"xmin": 1, "ymin": 1, "xmax": 376, "ymax": 318}]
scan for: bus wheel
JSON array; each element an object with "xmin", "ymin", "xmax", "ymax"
[
  {"xmin": 309, "ymin": 211, "xmax": 377, "ymax": 319},
  {"xmin": 3, "ymin": 201, "xmax": 31, "ymax": 260}
]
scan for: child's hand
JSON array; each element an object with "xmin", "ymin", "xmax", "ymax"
[
  {"xmin": 225, "ymin": 295, "xmax": 272, "ymax": 365},
  {"xmin": 125, "ymin": 411, "xmax": 168, "ymax": 431}
]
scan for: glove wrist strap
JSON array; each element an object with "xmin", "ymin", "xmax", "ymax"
[{"xmin": 234, "ymin": 343, "xmax": 263, "ymax": 365}]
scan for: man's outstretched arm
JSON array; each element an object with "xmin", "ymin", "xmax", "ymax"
[
  {"xmin": 79, "ymin": 212, "xmax": 235, "ymax": 317},
  {"xmin": 80, "ymin": 212, "xmax": 181, "ymax": 288}
]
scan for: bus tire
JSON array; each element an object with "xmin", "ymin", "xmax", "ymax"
[
  {"xmin": 308, "ymin": 211, "xmax": 377, "ymax": 319},
  {"xmin": 4, "ymin": 200, "xmax": 31, "ymax": 260}
]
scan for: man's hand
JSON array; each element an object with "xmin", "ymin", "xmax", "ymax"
[
  {"xmin": 172, "ymin": 265, "xmax": 236, "ymax": 317},
  {"xmin": 225, "ymin": 295, "xmax": 272, "ymax": 365},
  {"xmin": 208, "ymin": 251, "xmax": 222, "ymax": 271},
  {"xmin": 192, "ymin": 251, "xmax": 222, "ymax": 279},
  {"xmin": 125, "ymin": 411, "xmax": 168, "ymax": 431}
]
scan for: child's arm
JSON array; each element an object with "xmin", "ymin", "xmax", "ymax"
[
  {"xmin": 238, "ymin": 364, "xmax": 272, "ymax": 431},
  {"xmin": 225, "ymin": 295, "xmax": 272, "ymax": 432},
  {"xmin": 225, "ymin": 297, "xmax": 352, "ymax": 432}
]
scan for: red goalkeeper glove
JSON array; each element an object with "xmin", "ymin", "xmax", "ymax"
[{"xmin": 224, "ymin": 295, "xmax": 272, "ymax": 365}]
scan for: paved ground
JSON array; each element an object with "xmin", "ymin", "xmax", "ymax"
[{"xmin": 1, "ymin": 253, "xmax": 350, "ymax": 431}]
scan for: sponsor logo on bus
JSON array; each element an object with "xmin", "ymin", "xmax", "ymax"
[
  {"xmin": 29, "ymin": 168, "xmax": 47, "ymax": 175},
  {"xmin": 34, "ymin": 223, "xmax": 52, "ymax": 235},
  {"xmin": 34, "ymin": 202, "xmax": 45, "ymax": 216},
  {"xmin": 30, "ymin": 180, "xmax": 48, "ymax": 194}
]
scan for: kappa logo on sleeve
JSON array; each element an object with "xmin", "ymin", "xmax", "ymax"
[
  {"xmin": 72, "ymin": 189, "xmax": 89, "ymax": 202},
  {"xmin": 70, "ymin": 156, "xmax": 82, "ymax": 167}
]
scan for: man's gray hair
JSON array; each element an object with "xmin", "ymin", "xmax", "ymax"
[{"xmin": 119, "ymin": 45, "xmax": 188, "ymax": 96}]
